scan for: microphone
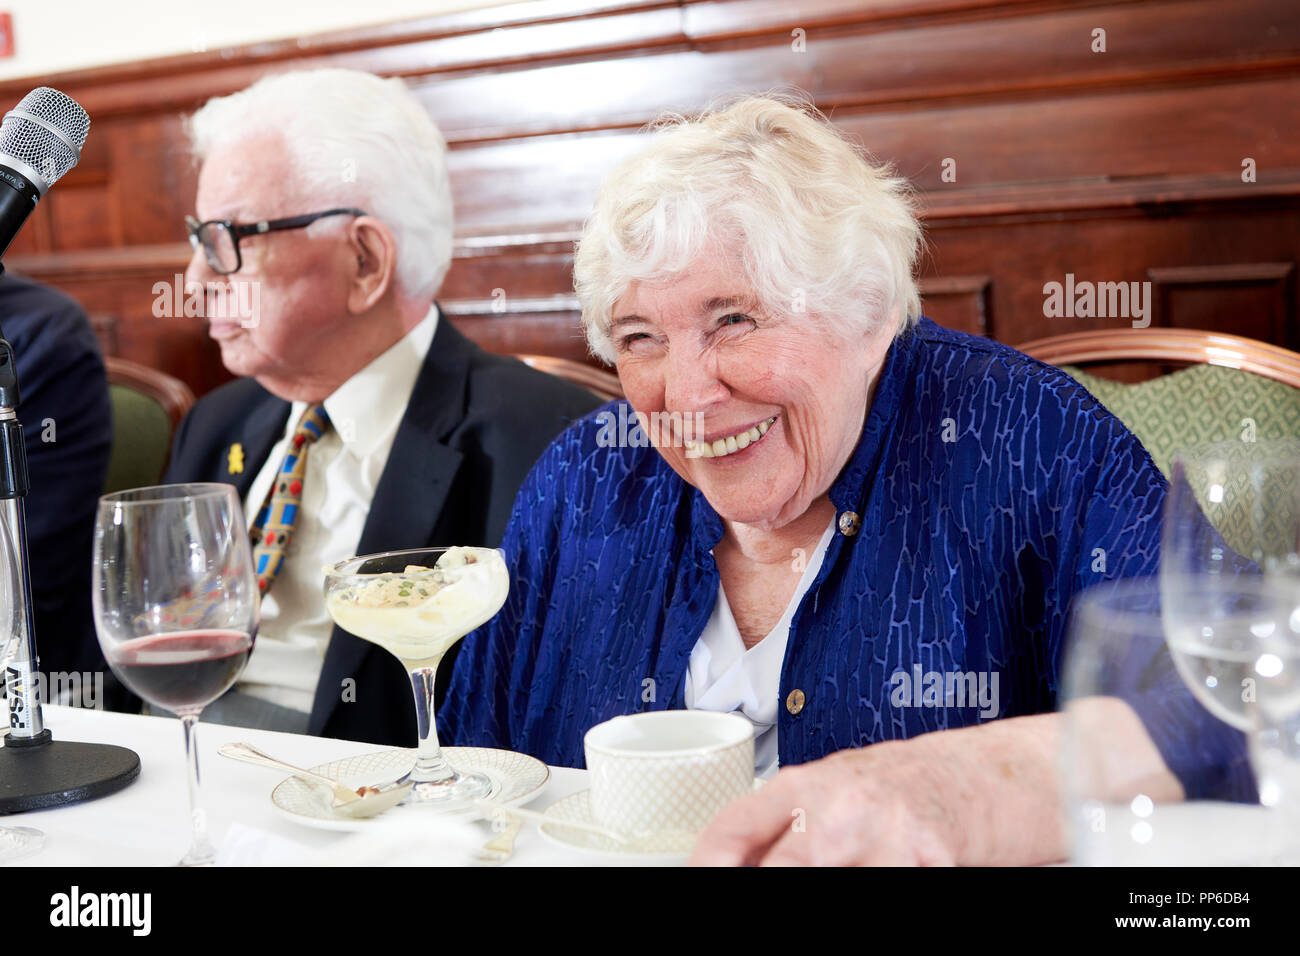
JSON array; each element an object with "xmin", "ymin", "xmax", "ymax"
[
  {"xmin": 0, "ymin": 88, "xmax": 140, "ymax": 814},
  {"xmin": 0, "ymin": 87, "xmax": 89, "ymax": 262}
]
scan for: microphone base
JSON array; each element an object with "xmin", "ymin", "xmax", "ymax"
[{"xmin": 0, "ymin": 730, "xmax": 140, "ymax": 813}]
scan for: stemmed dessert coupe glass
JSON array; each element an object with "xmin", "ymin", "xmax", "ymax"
[
  {"xmin": 324, "ymin": 547, "xmax": 509, "ymax": 809},
  {"xmin": 92, "ymin": 483, "xmax": 259, "ymax": 866}
]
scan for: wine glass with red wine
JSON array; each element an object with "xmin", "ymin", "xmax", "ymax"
[{"xmin": 92, "ymin": 483, "xmax": 258, "ymax": 866}]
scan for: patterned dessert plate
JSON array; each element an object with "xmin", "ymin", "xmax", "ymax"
[{"xmin": 271, "ymin": 746, "xmax": 549, "ymax": 832}]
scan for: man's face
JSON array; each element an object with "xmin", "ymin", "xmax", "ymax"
[{"xmin": 186, "ymin": 131, "xmax": 357, "ymax": 382}]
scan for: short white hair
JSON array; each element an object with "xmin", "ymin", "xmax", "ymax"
[
  {"xmin": 574, "ymin": 95, "xmax": 922, "ymax": 364},
  {"xmin": 187, "ymin": 68, "xmax": 453, "ymax": 302}
]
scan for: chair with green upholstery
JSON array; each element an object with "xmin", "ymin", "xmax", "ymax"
[
  {"xmin": 1016, "ymin": 328, "xmax": 1300, "ymax": 480},
  {"xmin": 104, "ymin": 357, "xmax": 196, "ymax": 494}
]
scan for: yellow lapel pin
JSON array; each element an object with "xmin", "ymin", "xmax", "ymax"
[{"xmin": 227, "ymin": 443, "xmax": 245, "ymax": 475}]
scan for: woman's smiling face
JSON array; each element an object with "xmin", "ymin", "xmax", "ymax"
[{"xmin": 611, "ymin": 252, "xmax": 895, "ymax": 533}]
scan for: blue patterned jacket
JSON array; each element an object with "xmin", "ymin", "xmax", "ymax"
[{"xmin": 439, "ymin": 318, "xmax": 1252, "ymax": 800}]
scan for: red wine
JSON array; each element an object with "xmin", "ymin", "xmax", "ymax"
[{"xmin": 109, "ymin": 630, "xmax": 253, "ymax": 712}]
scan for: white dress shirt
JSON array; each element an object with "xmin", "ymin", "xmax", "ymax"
[
  {"xmin": 238, "ymin": 307, "xmax": 438, "ymax": 713},
  {"xmin": 684, "ymin": 518, "xmax": 836, "ymax": 778}
]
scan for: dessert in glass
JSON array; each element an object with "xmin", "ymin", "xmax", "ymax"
[{"xmin": 324, "ymin": 546, "xmax": 508, "ymax": 807}]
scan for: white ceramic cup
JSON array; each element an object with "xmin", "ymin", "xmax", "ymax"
[{"xmin": 583, "ymin": 711, "xmax": 755, "ymax": 838}]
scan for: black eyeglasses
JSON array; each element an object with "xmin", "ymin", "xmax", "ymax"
[{"xmin": 185, "ymin": 207, "xmax": 368, "ymax": 275}]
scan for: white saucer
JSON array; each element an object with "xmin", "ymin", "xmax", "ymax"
[
  {"xmin": 537, "ymin": 777, "xmax": 767, "ymax": 859},
  {"xmin": 537, "ymin": 790, "xmax": 695, "ymax": 860},
  {"xmin": 271, "ymin": 747, "xmax": 549, "ymax": 832}
]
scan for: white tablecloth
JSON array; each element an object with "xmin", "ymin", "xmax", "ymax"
[
  {"xmin": 6, "ymin": 706, "xmax": 1290, "ymax": 866},
  {"xmin": 6, "ymin": 705, "xmax": 599, "ymax": 867}
]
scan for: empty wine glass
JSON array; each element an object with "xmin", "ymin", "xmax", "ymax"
[
  {"xmin": 1160, "ymin": 440, "xmax": 1300, "ymax": 857},
  {"xmin": 92, "ymin": 483, "xmax": 259, "ymax": 866},
  {"xmin": 324, "ymin": 547, "xmax": 508, "ymax": 809},
  {"xmin": 1062, "ymin": 576, "xmax": 1285, "ymax": 865}
]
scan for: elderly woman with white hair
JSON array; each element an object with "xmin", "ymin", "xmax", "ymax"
[{"xmin": 439, "ymin": 97, "xmax": 1251, "ymax": 865}]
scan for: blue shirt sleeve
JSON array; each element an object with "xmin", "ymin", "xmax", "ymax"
[
  {"xmin": 437, "ymin": 430, "xmax": 573, "ymax": 750},
  {"xmin": 1053, "ymin": 410, "xmax": 1256, "ymax": 802}
]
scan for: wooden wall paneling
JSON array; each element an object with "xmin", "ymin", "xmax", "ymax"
[
  {"xmin": 10, "ymin": 187, "xmax": 1299, "ymax": 396},
  {"xmin": 416, "ymin": 0, "xmax": 1300, "ymax": 143},
  {"xmin": 444, "ymin": 129, "xmax": 646, "ymax": 231},
  {"xmin": 434, "ymin": 75, "xmax": 1299, "ymax": 237},
  {"xmin": 24, "ymin": 66, "xmax": 1296, "ymax": 265},
  {"xmin": 444, "ymin": 309, "xmax": 593, "ymax": 364},
  {"xmin": 351, "ymin": 5, "xmax": 688, "ymax": 75},
  {"xmin": 115, "ymin": 310, "xmax": 227, "ymax": 395},
  {"xmin": 921, "ymin": 171, "xmax": 1300, "ymax": 222},
  {"xmin": 0, "ymin": 0, "xmax": 1292, "ymax": 400},
  {"xmin": 0, "ymin": 0, "xmax": 1115, "ymax": 120},
  {"xmin": 920, "ymin": 200, "xmax": 1300, "ymax": 344},
  {"xmin": 1147, "ymin": 262, "xmax": 1298, "ymax": 348},
  {"xmin": 14, "ymin": 0, "xmax": 1294, "ymax": 131},
  {"xmin": 793, "ymin": 76, "xmax": 1300, "ymax": 192},
  {"xmin": 89, "ymin": 314, "xmax": 119, "ymax": 357},
  {"xmin": 10, "ymin": 193, "xmax": 1296, "ymax": 396},
  {"xmin": 441, "ymin": 237, "xmax": 581, "ymax": 301},
  {"xmin": 680, "ymin": 0, "xmax": 1052, "ymax": 38},
  {"xmin": 58, "ymin": 125, "xmax": 116, "ymax": 246},
  {"xmin": 5, "ymin": 245, "xmax": 233, "ymax": 395},
  {"xmin": 918, "ymin": 275, "xmax": 992, "ymax": 336},
  {"xmin": 47, "ymin": 179, "xmax": 117, "ymax": 253},
  {"xmin": 13, "ymin": 5, "xmax": 686, "ymax": 122},
  {"xmin": 111, "ymin": 115, "xmax": 199, "ymax": 248}
]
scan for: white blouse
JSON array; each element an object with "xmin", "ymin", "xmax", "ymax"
[{"xmin": 684, "ymin": 519, "xmax": 836, "ymax": 778}]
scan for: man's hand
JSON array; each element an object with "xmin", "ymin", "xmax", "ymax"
[{"xmin": 687, "ymin": 740, "xmax": 966, "ymax": 866}]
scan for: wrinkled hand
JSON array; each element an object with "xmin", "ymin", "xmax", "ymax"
[{"xmin": 687, "ymin": 740, "xmax": 967, "ymax": 866}]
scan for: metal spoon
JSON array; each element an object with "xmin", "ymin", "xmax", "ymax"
[{"xmin": 219, "ymin": 742, "xmax": 412, "ymax": 819}]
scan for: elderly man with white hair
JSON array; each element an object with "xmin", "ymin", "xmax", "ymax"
[
  {"xmin": 163, "ymin": 69, "xmax": 600, "ymax": 745},
  {"xmin": 439, "ymin": 96, "xmax": 1254, "ymax": 865}
]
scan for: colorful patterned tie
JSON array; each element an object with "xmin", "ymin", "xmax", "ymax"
[{"xmin": 250, "ymin": 404, "xmax": 331, "ymax": 595}]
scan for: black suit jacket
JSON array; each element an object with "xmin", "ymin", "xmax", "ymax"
[
  {"xmin": 0, "ymin": 272, "xmax": 112, "ymax": 696},
  {"xmin": 163, "ymin": 310, "xmax": 601, "ymax": 745}
]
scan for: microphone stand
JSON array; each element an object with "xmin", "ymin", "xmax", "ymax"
[{"xmin": 0, "ymin": 263, "xmax": 139, "ymax": 812}]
